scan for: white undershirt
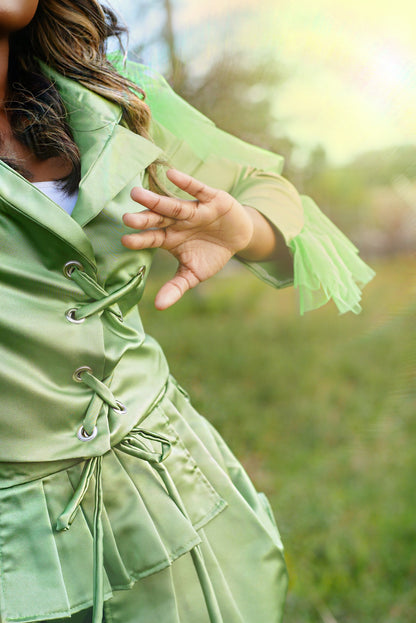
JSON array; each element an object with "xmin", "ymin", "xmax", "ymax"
[{"xmin": 32, "ymin": 180, "xmax": 79, "ymax": 216}]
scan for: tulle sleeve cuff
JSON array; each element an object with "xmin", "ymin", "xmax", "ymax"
[
  {"xmin": 240, "ymin": 195, "xmax": 375, "ymax": 315},
  {"xmin": 288, "ymin": 196, "xmax": 375, "ymax": 315}
]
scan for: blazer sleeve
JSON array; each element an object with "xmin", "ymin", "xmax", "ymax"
[{"xmin": 109, "ymin": 54, "xmax": 375, "ymax": 315}]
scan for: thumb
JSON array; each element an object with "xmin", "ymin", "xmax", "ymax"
[{"xmin": 155, "ymin": 266, "xmax": 200, "ymax": 310}]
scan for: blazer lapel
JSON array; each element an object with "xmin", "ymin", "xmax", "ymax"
[
  {"xmin": 73, "ymin": 124, "xmax": 163, "ymax": 227},
  {"xmin": 42, "ymin": 65, "xmax": 163, "ymax": 227},
  {"xmin": 0, "ymin": 63, "xmax": 164, "ymax": 263},
  {"xmin": 0, "ymin": 161, "xmax": 97, "ymax": 269}
]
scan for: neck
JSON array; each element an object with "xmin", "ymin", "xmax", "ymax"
[{"xmin": 0, "ymin": 36, "xmax": 9, "ymax": 103}]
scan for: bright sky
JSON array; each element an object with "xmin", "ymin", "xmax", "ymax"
[{"xmin": 109, "ymin": 0, "xmax": 416, "ymax": 164}]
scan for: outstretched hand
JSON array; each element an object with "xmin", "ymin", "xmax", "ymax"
[{"xmin": 122, "ymin": 169, "xmax": 255, "ymax": 310}]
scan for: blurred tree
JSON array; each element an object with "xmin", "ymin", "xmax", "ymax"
[
  {"xmin": 349, "ymin": 144, "xmax": 416, "ymax": 186},
  {"xmin": 179, "ymin": 52, "xmax": 296, "ymax": 166},
  {"xmin": 131, "ymin": 1, "xmax": 295, "ymax": 168},
  {"xmin": 299, "ymin": 144, "xmax": 416, "ymax": 254},
  {"xmin": 130, "ymin": 0, "xmax": 186, "ymax": 90},
  {"xmin": 303, "ymin": 145, "xmax": 328, "ymax": 183}
]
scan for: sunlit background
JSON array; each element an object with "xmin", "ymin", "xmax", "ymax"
[
  {"xmin": 107, "ymin": 2, "xmax": 416, "ymax": 622},
  {"xmin": 109, "ymin": 0, "xmax": 416, "ymax": 165},
  {"xmin": 108, "ymin": 0, "xmax": 416, "ymax": 256}
]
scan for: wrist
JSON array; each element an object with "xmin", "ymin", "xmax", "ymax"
[{"xmin": 236, "ymin": 205, "xmax": 277, "ymax": 262}]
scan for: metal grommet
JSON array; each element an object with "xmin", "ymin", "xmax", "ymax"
[
  {"xmin": 73, "ymin": 366, "xmax": 93, "ymax": 382},
  {"xmin": 77, "ymin": 425, "xmax": 98, "ymax": 441},
  {"xmin": 65, "ymin": 308, "xmax": 85, "ymax": 324},
  {"xmin": 63, "ymin": 260, "xmax": 84, "ymax": 279},
  {"xmin": 112, "ymin": 400, "xmax": 127, "ymax": 415}
]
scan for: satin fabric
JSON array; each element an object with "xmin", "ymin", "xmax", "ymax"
[
  {"xmin": 0, "ymin": 62, "xmax": 292, "ymax": 623},
  {"xmin": 0, "ymin": 62, "xmax": 306, "ymax": 462},
  {"xmin": 0, "ymin": 378, "xmax": 287, "ymax": 622},
  {"xmin": 0, "ymin": 60, "xmax": 373, "ymax": 622}
]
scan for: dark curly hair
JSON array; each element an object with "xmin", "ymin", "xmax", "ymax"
[{"xmin": 4, "ymin": 0, "xmax": 161, "ymax": 193}]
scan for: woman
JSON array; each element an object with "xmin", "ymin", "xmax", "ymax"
[{"xmin": 0, "ymin": 1, "xmax": 374, "ymax": 622}]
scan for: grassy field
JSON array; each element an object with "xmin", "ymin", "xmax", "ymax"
[{"xmin": 140, "ymin": 253, "xmax": 416, "ymax": 623}]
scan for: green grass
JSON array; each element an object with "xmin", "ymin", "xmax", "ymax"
[{"xmin": 140, "ymin": 253, "xmax": 416, "ymax": 623}]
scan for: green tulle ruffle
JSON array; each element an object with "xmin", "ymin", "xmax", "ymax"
[{"xmin": 290, "ymin": 196, "xmax": 375, "ymax": 315}]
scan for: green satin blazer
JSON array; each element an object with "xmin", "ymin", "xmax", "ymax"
[
  {"xmin": 0, "ymin": 63, "xmax": 305, "ymax": 465},
  {"xmin": 0, "ymin": 61, "xmax": 373, "ymax": 465}
]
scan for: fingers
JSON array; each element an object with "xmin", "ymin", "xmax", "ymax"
[
  {"xmin": 127, "ymin": 169, "xmax": 221, "ymax": 226},
  {"xmin": 129, "ymin": 187, "xmax": 198, "ymax": 221},
  {"xmin": 154, "ymin": 266, "xmax": 200, "ymax": 310},
  {"xmin": 121, "ymin": 228, "xmax": 167, "ymax": 250},
  {"xmin": 123, "ymin": 209, "xmax": 176, "ymax": 231},
  {"xmin": 166, "ymin": 169, "xmax": 218, "ymax": 203}
]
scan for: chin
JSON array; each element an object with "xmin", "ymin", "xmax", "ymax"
[{"xmin": 0, "ymin": 0, "xmax": 39, "ymax": 34}]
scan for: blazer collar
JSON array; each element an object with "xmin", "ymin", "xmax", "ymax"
[
  {"xmin": 0, "ymin": 64, "xmax": 163, "ymax": 265},
  {"xmin": 41, "ymin": 64, "xmax": 163, "ymax": 227}
]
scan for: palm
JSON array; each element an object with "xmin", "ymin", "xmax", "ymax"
[{"xmin": 122, "ymin": 169, "xmax": 253, "ymax": 309}]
